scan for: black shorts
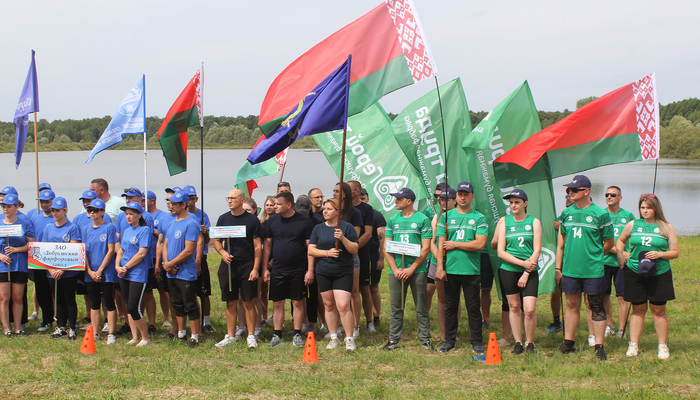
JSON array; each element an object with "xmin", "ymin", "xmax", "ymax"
[
  {"xmin": 269, "ymin": 271, "xmax": 307, "ymax": 302},
  {"xmin": 76, "ymin": 272, "xmax": 88, "ymax": 295},
  {"xmin": 623, "ymin": 268, "xmax": 675, "ymax": 305},
  {"xmin": 218, "ymin": 259, "xmax": 258, "ymax": 302},
  {"xmin": 603, "ymin": 265, "xmax": 624, "ymax": 297},
  {"xmin": 0, "ymin": 271, "xmax": 28, "ymax": 284},
  {"xmin": 369, "ymin": 252, "xmax": 382, "ymax": 285},
  {"xmin": 145, "ymin": 268, "xmax": 158, "ymax": 292},
  {"xmin": 561, "ymin": 276, "xmax": 606, "ymax": 295},
  {"xmin": 196, "ymin": 255, "xmax": 211, "ymax": 297},
  {"xmin": 499, "ymin": 269, "xmax": 539, "ymax": 298},
  {"xmin": 480, "ymin": 253, "xmax": 494, "ymax": 290},
  {"xmin": 168, "ymin": 278, "xmax": 200, "ymax": 320},
  {"xmin": 160, "ymin": 269, "xmax": 169, "ymax": 292},
  {"xmin": 316, "ymin": 273, "xmax": 353, "ymax": 293},
  {"xmin": 359, "ymin": 259, "xmax": 371, "ymax": 286}
]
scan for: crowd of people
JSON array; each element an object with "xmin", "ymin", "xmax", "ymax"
[{"xmin": 0, "ymin": 175, "xmax": 678, "ymax": 359}]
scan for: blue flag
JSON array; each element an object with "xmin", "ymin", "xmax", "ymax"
[
  {"xmin": 86, "ymin": 75, "xmax": 146, "ymax": 163},
  {"xmin": 247, "ymin": 56, "xmax": 351, "ymax": 164},
  {"xmin": 13, "ymin": 49, "xmax": 40, "ymax": 169}
]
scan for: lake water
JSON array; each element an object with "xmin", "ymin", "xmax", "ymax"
[{"xmin": 2, "ymin": 150, "xmax": 699, "ymax": 235}]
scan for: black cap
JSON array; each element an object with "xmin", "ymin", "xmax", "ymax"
[
  {"xmin": 390, "ymin": 188, "xmax": 416, "ymax": 202},
  {"xmin": 456, "ymin": 182, "xmax": 474, "ymax": 193},
  {"xmin": 439, "ymin": 188, "xmax": 457, "ymax": 199},
  {"xmin": 503, "ymin": 189, "xmax": 528, "ymax": 201},
  {"xmin": 563, "ymin": 175, "xmax": 591, "ymax": 189}
]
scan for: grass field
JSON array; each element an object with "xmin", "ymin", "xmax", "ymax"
[{"xmin": 1, "ymin": 237, "xmax": 699, "ymax": 399}]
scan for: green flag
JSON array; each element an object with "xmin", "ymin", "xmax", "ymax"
[
  {"xmin": 390, "ymin": 78, "xmax": 472, "ymax": 211},
  {"xmin": 463, "ymin": 81, "xmax": 558, "ymax": 296},
  {"xmin": 313, "ymin": 103, "xmax": 426, "ymax": 220}
]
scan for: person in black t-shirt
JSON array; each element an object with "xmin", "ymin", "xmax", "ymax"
[
  {"xmin": 361, "ymin": 189, "xmax": 386, "ymax": 327},
  {"xmin": 262, "ymin": 191, "xmax": 314, "ymax": 348},
  {"xmin": 308, "ymin": 188, "xmax": 325, "ymax": 222},
  {"xmin": 348, "ymin": 180, "xmax": 375, "ymax": 335},
  {"xmin": 213, "ymin": 189, "xmax": 262, "ymax": 349}
]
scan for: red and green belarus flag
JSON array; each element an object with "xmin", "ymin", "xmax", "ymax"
[
  {"xmin": 258, "ymin": 0, "xmax": 437, "ymax": 134},
  {"xmin": 494, "ymin": 73, "xmax": 660, "ymax": 186},
  {"xmin": 157, "ymin": 64, "xmax": 203, "ymax": 176}
]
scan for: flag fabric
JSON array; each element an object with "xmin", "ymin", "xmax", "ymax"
[
  {"xmin": 235, "ymin": 135, "xmax": 288, "ymax": 198},
  {"xmin": 86, "ymin": 76, "xmax": 146, "ymax": 163},
  {"xmin": 13, "ymin": 49, "xmax": 40, "ymax": 169},
  {"xmin": 258, "ymin": 0, "xmax": 437, "ymax": 134},
  {"xmin": 389, "ymin": 78, "xmax": 471, "ymax": 206},
  {"xmin": 462, "ymin": 81, "xmax": 558, "ymax": 296},
  {"xmin": 157, "ymin": 66, "xmax": 203, "ymax": 176},
  {"xmin": 314, "ymin": 102, "xmax": 427, "ymax": 219},
  {"xmin": 247, "ymin": 57, "xmax": 352, "ymax": 165},
  {"xmin": 493, "ymin": 73, "xmax": 660, "ymax": 186}
]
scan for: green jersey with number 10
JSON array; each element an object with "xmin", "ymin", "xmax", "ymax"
[
  {"xmin": 385, "ymin": 211, "xmax": 432, "ymax": 274},
  {"xmin": 560, "ymin": 203, "xmax": 614, "ymax": 279},
  {"xmin": 437, "ymin": 208, "xmax": 488, "ymax": 275}
]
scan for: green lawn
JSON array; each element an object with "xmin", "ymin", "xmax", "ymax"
[{"xmin": 1, "ymin": 237, "xmax": 699, "ymax": 399}]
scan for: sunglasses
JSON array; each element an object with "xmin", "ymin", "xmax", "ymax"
[
  {"xmin": 277, "ymin": 182, "xmax": 290, "ymax": 188},
  {"xmin": 567, "ymin": 187, "xmax": 587, "ymax": 193},
  {"xmin": 641, "ymin": 193, "xmax": 657, "ymax": 199},
  {"xmin": 604, "ymin": 193, "xmax": 618, "ymax": 198},
  {"xmin": 433, "ymin": 193, "xmax": 442, "ymax": 199},
  {"xmin": 86, "ymin": 208, "xmax": 102, "ymax": 213}
]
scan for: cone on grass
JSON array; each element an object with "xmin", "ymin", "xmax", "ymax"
[
  {"xmin": 80, "ymin": 325, "xmax": 95, "ymax": 355},
  {"xmin": 302, "ymin": 332, "xmax": 318, "ymax": 363},
  {"xmin": 484, "ymin": 332, "xmax": 501, "ymax": 365}
]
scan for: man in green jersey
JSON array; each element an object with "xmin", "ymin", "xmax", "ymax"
[
  {"xmin": 556, "ymin": 175, "xmax": 614, "ymax": 360},
  {"xmin": 381, "ymin": 188, "xmax": 433, "ymax": 351},
  {"xmin": 436, "ymin": 182, "xmax": 488, "ymax": 354}
]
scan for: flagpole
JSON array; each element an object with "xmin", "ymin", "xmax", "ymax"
[
  {"xmin": 34, "ymin": 113, "xmax": 40, "ymax": 214},
  {"xmin": 200, "ymin": 62, "xmax": 205, "ymax": 225},
  {"xmin": 278, "ymin": 160, "xmax": 287, "ymax": 183},
  {"xmin": 336, "ymin": 127, "xmax": 348, "ymax": 250},
  {"xmin": 434, "ymin": 76, "xmax": 448, "ymax": 263},
  {"xmin": 143, "ymin": 75, "xmax": 148, "ymax": 205},
  {"xmin": 652, "ymin": 159, "xmax": 659, "ymax": 194}
]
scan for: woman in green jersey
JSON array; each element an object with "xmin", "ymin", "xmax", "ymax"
[
  {"xmin": 616, "ymin": 194, "xmax": 678, "ymax": 359},
  {"xmin": 496, "ymin": 189, "xmax": 542, "ymax": 355}
]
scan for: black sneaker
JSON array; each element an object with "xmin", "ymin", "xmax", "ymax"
[
  {"xmin": 559, "ymin": 342, "xmax": 577, "ymax": 354},
  {"xmin": 512, "ymin": 342, "xmax": 524, "ymax": 355},
  {"xmin": 37, "ymin": 322, "xmax": 53, "ymax": 332},
  {"xmin": 117, "ymin": 324, "xmax": 131, "ymax": 335},
  {"xmin": 546, "ymin": 320, "xmax": 563, "ymax": 334},
  {"xmin": 202, "ymin": 325, "xmax": 214, "ymax": 333},
  {"xmin": 50, "ymin": 327, "xmax": 67, "ymax": 339},
  {"xmin": 526, "ymin": 342, "xmax": 536, "ymax": 354},
  {"xmin": 4, "ymin": 331, "xmax": 12, "ymax": 339},
  {"xmin": 439, "ymin": 342, "xmax": 455, "ymax": 353},
  {"xmin": 380, "ymin": 341, "xmax": 399, "ymax": 351},
  {"xmin": 595, "ymin": 345, "xmax": 607, "ymax": 361},
  {"xmin": 421, "ymin": 341, "xmax": 435, "ymax": 351},
  {"xmin": 162, "ymin": 332, "xmax": 176, "ymax": 340},
  {"xmin": 148, "ymin": 325, "xmax": 157, "ymax": 335},
  {"xmin": 14, "ymin": 329, "xmax": 28, "ymax": 337},
  {"xmin": 472, "ymin": 343, "xmax": 486, "ymax": 355},
  {"xmin": 188, "ymin": 338, "xmax": 199, "ymax": 348}
]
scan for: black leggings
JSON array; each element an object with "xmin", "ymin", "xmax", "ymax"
[
  {"xmin": 51, "ymin": 275, "xmax": 78, "ymax": 330},
  {"xmin": 119, "ymin": 279, "xmax": 146, "ymax": 321},
  {"xmin": 86, "ymin": 281, "xmax": 116, "ymax": 312},
  {"xmin": 34, "ymin": 272, "xmax": 54, "ymax": 325}
]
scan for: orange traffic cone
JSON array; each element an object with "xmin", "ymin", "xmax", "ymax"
[
  {"xmin": 80, "ymin": 325, "xmax": 96, "ymax": 355},
  {"xmin": 302, "ymin": 332, "xmax": 318, "ymax": 363},
  {"xmin": 484, "ymin": 332, "xmax": 501, "ymax": 365}
]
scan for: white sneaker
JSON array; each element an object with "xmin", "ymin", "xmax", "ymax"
[
  {"xmin": 102, "ymin": 323, "xmax": 109, "ymax": 333},
  {"xmin": 323, "ymin": 332, "xmax": 331, "ymax": 340},
  {"xmin": 345, "ymin": 337, "xmax": 357, "ymax": 351},
  {"xmin": 136, "ymin": 339, "xmax": 152, "ymax": 347},
  {"xmin": 337, "ymin": 326, "xmax": 344, "ymax": 334},
  {"xmin": 588, "ymin": 335, "xmax": 596, "ymax": 347},
  {"xmin": 234, "ymin": 326, "xmax": 246, "ymax": 338},
  {"xmin": 106, "ymin": 334, "xmax": 116, "ymax": 345},
  {"xmin": 215, "ymin": 334, "xmax": 234, "ymax": 348},
  {"xmin": 626, "ymin": 342, "xmax": 639, "ymax": 357},
  {"xmin": 353, "ymin": 328, "xmax": 360, "ymax": 338},
  {"xmin": 327, "ymin": 337, "xmax": 340, "ymax": 349},
  {"xmin": 127, "ymin": 339, "xmax": 139, "ymax": 345},
  {"xmin": 497, "ymin": 338, "xmax": 511, "ymax": 347},
  {"xmin": 253, "ymin": 327, "xmax": 262, "ymax": 338},
  {"xmin": 366, "ymin": 322, "xmax": 376, "ymax": 333},
  {"xmin": 247, "ymin": 334, "xmax": 258, "ymax": 349},
  {"xmin": 319, "ymin": 323, "xmax": 328, "ymax": 333},
  {"xmin": 658, "ymin": 343, "xmax": 669, "ymax": 359},
  {"xmin": 28, "ymin": 312, "xmax": 38, "ymax": 321},
  {"xmin": 604, "ymin": 325, "xmax": 614, "ymax": 337}
]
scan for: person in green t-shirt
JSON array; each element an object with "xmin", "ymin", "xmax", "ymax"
[
  {"xmin": 380, "ymin": 188, "xmax": 433, "ymax": 351},
  {"xmin": 436, "ymin": 182, "xmax": 488, "ymax": 355},
  {"xmin": 496, "ymin": 189, "xmax": 542, "ymax": 355},
  {"xmin": 546, "ymin": 193, "xmax": 574, "ymax": 335},
  {"xmin": 616, "ymin": 194, "xmax": 678, "ymax": 360},
  {"xmin": 427, "ymin": 187, "xmax": 456, "ymax": 342},
  {"xmin": 556, "ymin": 175, "xmax": 614, "ymax": 361}
]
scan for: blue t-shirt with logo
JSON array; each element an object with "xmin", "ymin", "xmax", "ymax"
[
  {"xmin": 81, "ymin": 221, "xmax": 119, "ymax": 283},
  {"xmin": 165, "ymin": 217, "xmax": 201, "ymax": 281},
  {"xmin": 120, "ymin": 225, "xmax": 151, "ymax": 283},
  {"xmin": 116, "ymin": 211, "xmax": 155, "ymax": 269},
  {"xmin": 0, "ymin": 219, "xmax": 35, "ymax": 273}
]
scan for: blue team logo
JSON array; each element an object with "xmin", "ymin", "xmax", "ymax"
[
  {"xmin": 654, "ymin": 227, "xmax": 660, "ymax": 233},
  {"xmin": 525, "ymin": 225, "xmax": 532, "ymax": 231},
  {"xmin": 468, "ymin": 219, "xmax": 475, "ymax": 225},
  {"xmin": 621, "ymin": 218, "xmax": 627, "ymax": 223},
  {"xmin": 175, "ymin": 230, "xmax": 182, "ymax": 239},
  {"xmin": 100, "ymin": 234, "xmax": 107, "ymax": 242},
  {"xmin": 411, "ymin": 223, "xmax": 417, "ymax": 229},
  {"xmin": 62, "ymin": 234, "xmax": 70, "ymax": 242},
  {"xmin": 586, "ymin": 216, "xmax": 593, "ymax": 223},
  {"xmin": 130, "ymin": 236, "xmax": 138, "ymax": 245}
]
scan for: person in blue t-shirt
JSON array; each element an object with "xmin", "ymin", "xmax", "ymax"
[
  {"xmin": 81, "ymin": 199, "xmax": 119, "ymax": 344},
  {"xmin": 146, "ymin": 190, "xmax": 173, "ymax": 332},
  {"xmin": 115, "ymin": 202, "xmax": 152, "ymax": 347},
  {"xmin": 30, "ymin": 189, "xmax": 57, "ymax": 332},
  {"xmin": 184, "ymin": 185, "xmax": 213, "ymax": 333}
]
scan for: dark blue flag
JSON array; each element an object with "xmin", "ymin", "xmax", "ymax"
[
  {"xmin": 247, "ymin": 55, "xmax": 351, "ymax": 164},
  {"xmin": 13, "ymin": 50, "xmax": 40, "ymax": 169}
]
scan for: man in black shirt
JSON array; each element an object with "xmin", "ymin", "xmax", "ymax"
[
  {"xmin": 213, "ymin": 189, "xmax": 263, "ymax": 349},
  {"xmin": 262, "ymin": 191, "xmax": 314, "ymax": 348},
  {"xmin": 308, "ymin": 188, "xmax": 325, "ymax": 222},
  {"xmin": 348, "ymin": 180, "xmax": 375, "ymax": 335},
  {"xmin": 361, "ymin": 189, "xmax": 386, "ymax": 327}
]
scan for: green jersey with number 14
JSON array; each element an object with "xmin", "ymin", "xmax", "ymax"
[
  {"xmin": 385, "ymin": 211, "xmax": 432, "ymax": 274},
  {"xmin": 560, "ymin": 202, "xmax": 614, "ymax": 279},
  {"xmin": 437, "ymin": 208, "xmax": 488, "ymax": 275}
]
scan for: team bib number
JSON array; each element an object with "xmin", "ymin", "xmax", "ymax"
[
  {"xmin": 614, "ymin": 227, "xmax": 619, "ymax": 237},
  {"xmin": 399, "ymin": 234, "xmax": 410, "ymax": 243},
  {"xmin": 572, "ymin": 227, "xmax": 583, "ymax": 239},
  {"xmin": 640, "ymin": 236, "xmax": 652, "ymax": 247},
  {"xmin": 518, "ymin": 237, "xmax": 525, "ymax": 247},
  {"xmin": 455, "ymin": 230, "xmax": 465, "ymax": 240}
]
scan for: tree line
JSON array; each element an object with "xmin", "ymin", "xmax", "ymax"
[{"xmin": 1, "ymin": 98, "xmax": 699, "ymax": 158}]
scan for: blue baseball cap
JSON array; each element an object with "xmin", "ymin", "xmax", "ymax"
[
  {"xmin": 38, "ymin": 182, "xmax": 52, "ymax": 191},
  {"xmin": 121, "ymin": 187, "xmax": 143, "ymax": 198},
  {"xmin": 563, "ymin": 175, "xmax": 591, "ymax": 189},
  {"xmin": 37, "ymin": 190, "xmax": 56, "ymax": 201},
  {"xmin": 50, "ymin": 197, "xmax": 67, "ymax": 209},
  {"xmin": 183, "ymin": 185, "xmax": 197, "ymax": 197},
  {"xmin": 503, "ymin": 189, "xmax": 528, "ymax": 202},
  {"xmin": 165, "ymin": 186, "xmax": 182, "ymax": 194},
  {"xmin": 88, "ymin": 199, "xmax": 106, "ymax": 210},
  {"xmin": 1, "ymin": 186, "xmax": 18, "ymax": 195},
  {"xmin": 170, "ymin": 190, "xmax": 190, "ymax": 204},
  {"xmin": 439, "ymin": 188, "xmax": 457, "ymax": 199},
  {"xmin": 142, "ymin": 190, "xmax": 157, "ymax": 201},
  {"xmin": 456, "ymin": 182, "xmax": 474, "ymax": 193},
  {"xmin": 390, "ymin": 188, "xmax": 416, "ymax": 202},
  {"xmin": 120, "ymin": 201, "xmax": 144, "ymax": 214},
  {"xmin": 79, "ymin": 190, "xmax": 98, "ymax": 201},
  {"xmin": 0, "ymin": 194, "xmax": 19, "ymax": 205}
]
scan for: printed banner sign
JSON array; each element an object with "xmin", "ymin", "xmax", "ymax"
[
  {"xmin": 28, "ymin": 242, "xmax": 85, "ymax": 271},
  {"xmin": 385, "ymin": 240, "xmax": 421, "ymax": 257},
  {"xmin": 210, "ymin": 226, "xmax": 247, "ymax": 239},
  {"xmin": 0, "ymin": 225, "xmax": 24, "ymax": 237}
]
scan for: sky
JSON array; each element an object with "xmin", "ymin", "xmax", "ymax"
[{"xmin": 1, "ymin": 0, "xmax": 698, "ymax": 123}]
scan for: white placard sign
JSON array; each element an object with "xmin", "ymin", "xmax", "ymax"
[
  {"xmin": 0, "ymin": 225, "xmax": 24, "ymax": 237},
  {"xmin": 385, "ymin": 241, "xmax": 421, "ymax": 257},
  {"xmin": 28, "ymin": 242, "xmax": 86, "ymax": 271},
  {"xmin": 210, "ymin": 226, "xmax": 247, "ymax": 239}
]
